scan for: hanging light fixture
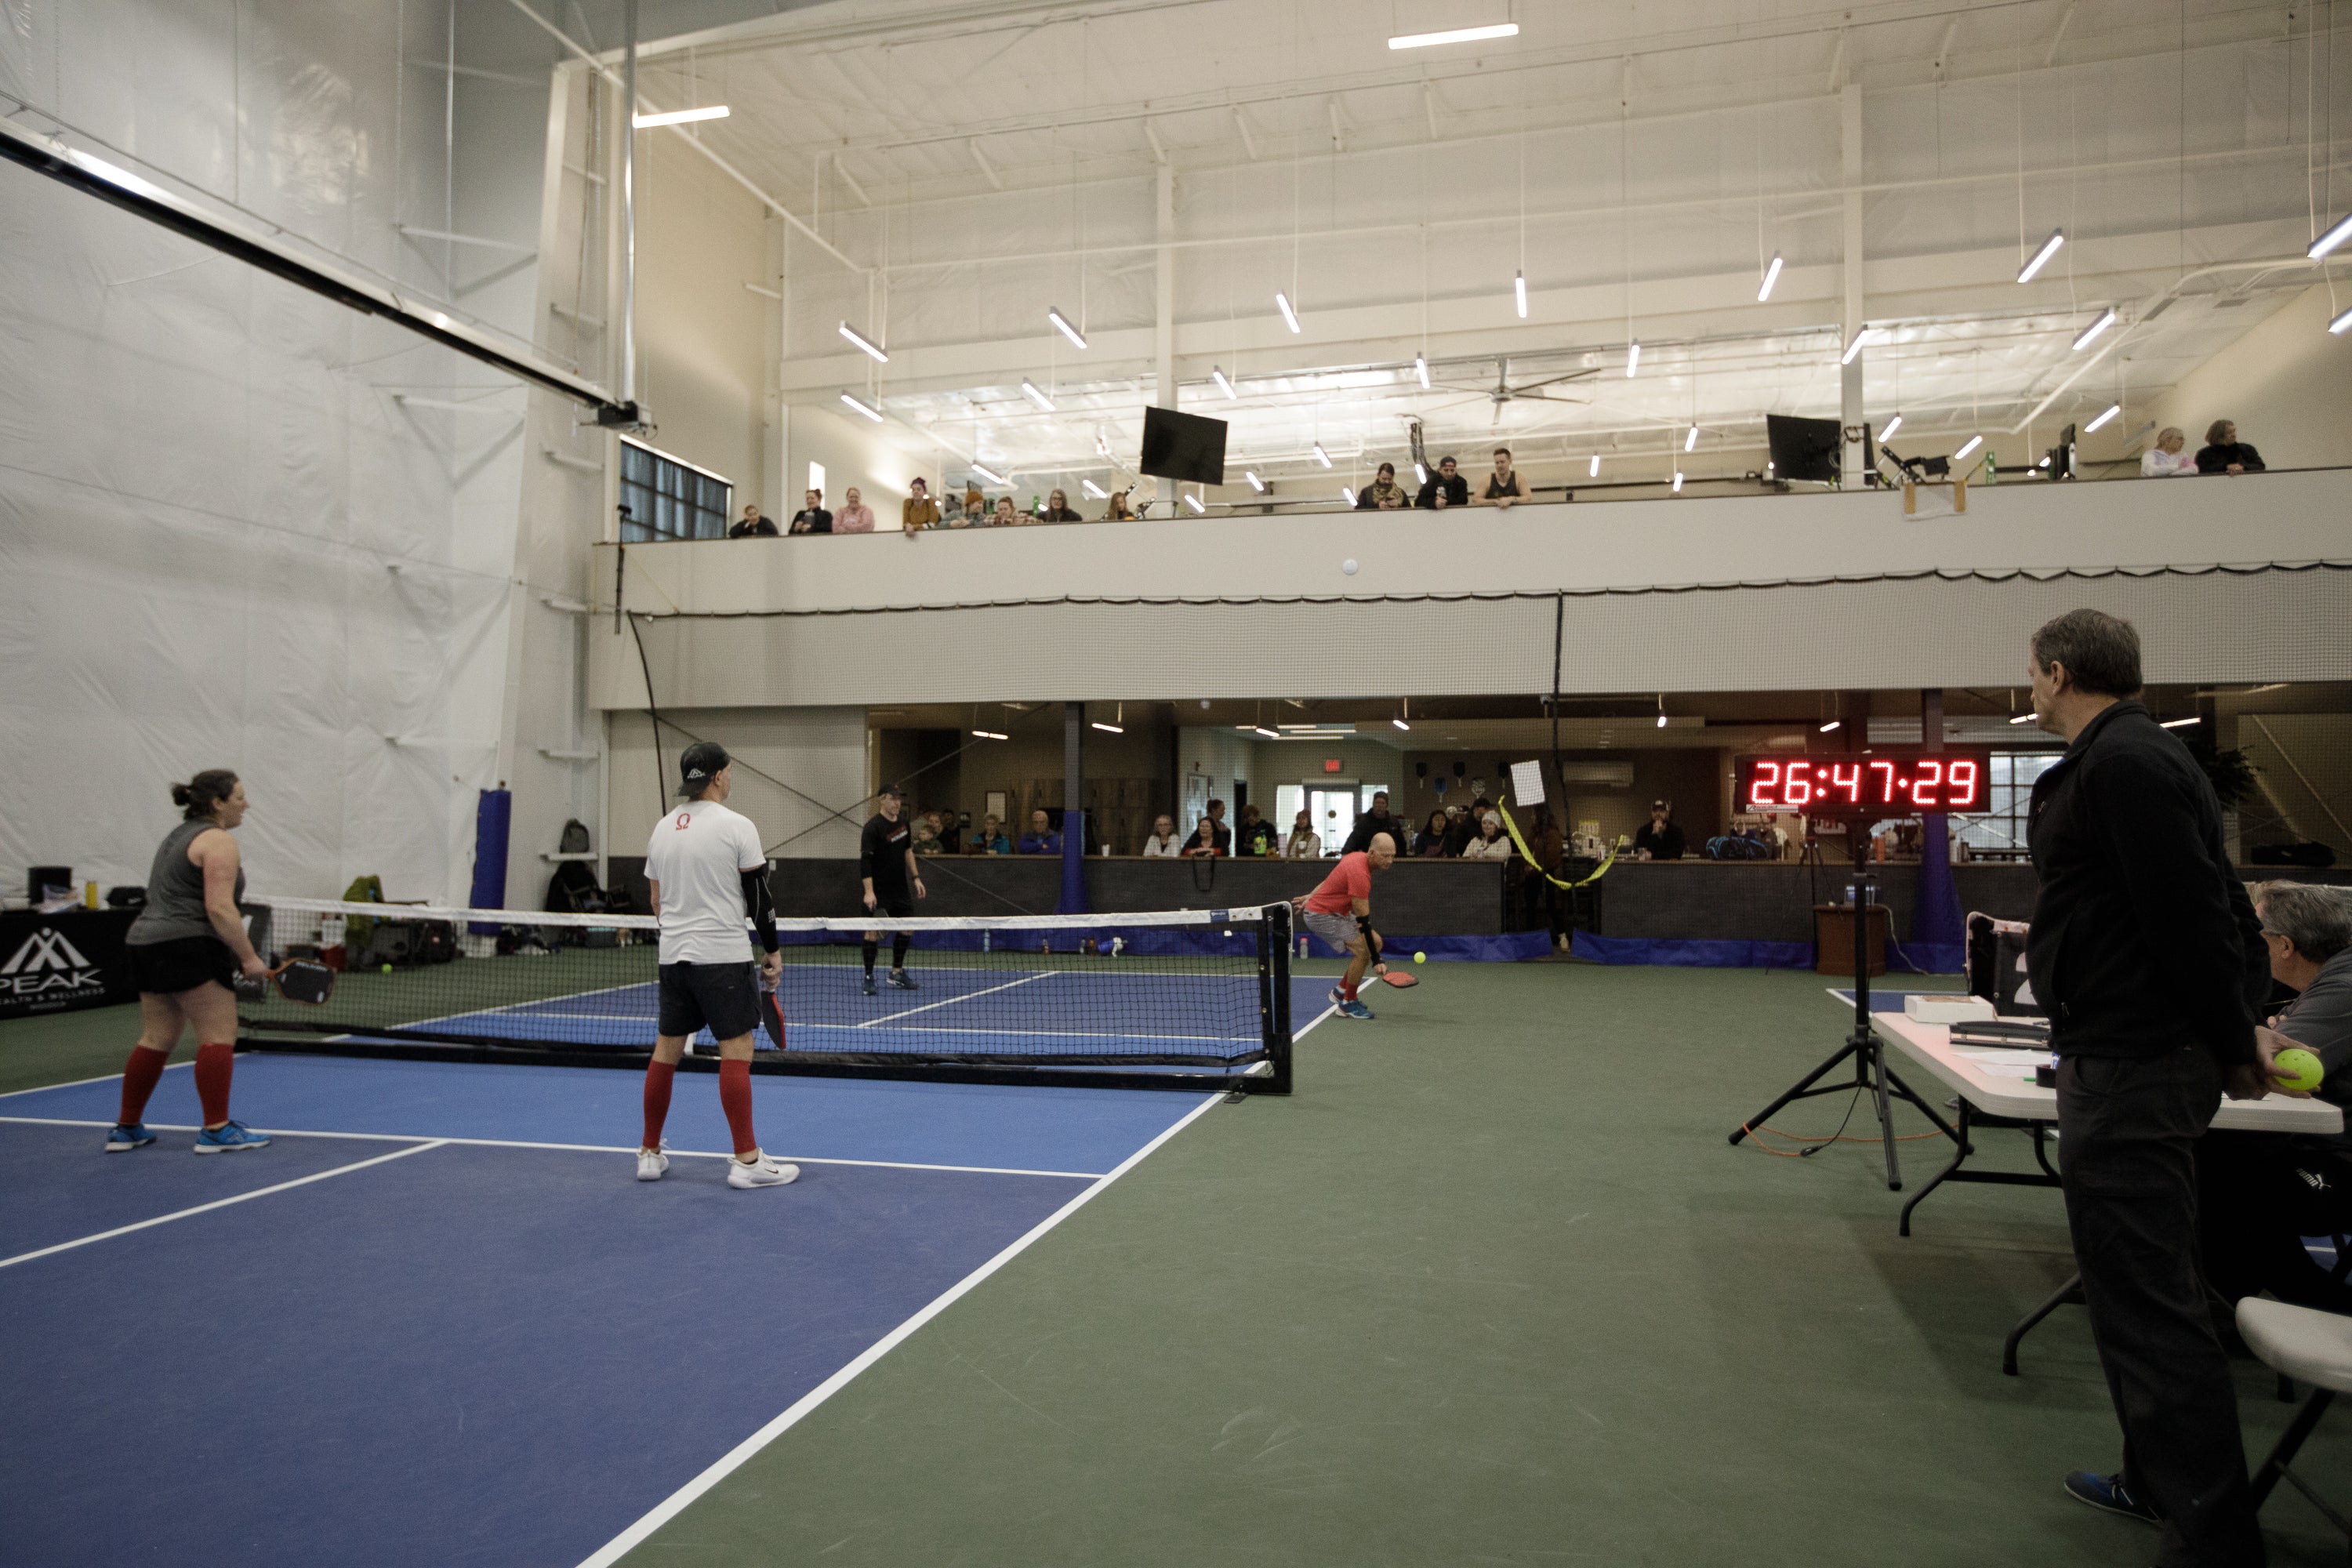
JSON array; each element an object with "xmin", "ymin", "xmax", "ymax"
[
  {"xmin": 2083, "ymin": 403, "xmax": 2121, "ymax": 434},
  {"xmin": 2071, "ymin": 308, "xmax": 2117, "ymax": 351},
  {"xmin": 1183, "ymin": 492, "xmax": 1206, "ymax": 514},
  {"xmin": 1758, "ymin": 252, "xmax": 1783, "ymax": 302},
  {"xmin": 1244, "ymin": 470, "xmax": 1266, "ymax": 492},
  {"xmin": 1019, "ymin": 380, "xmax": 1056, "ymax": 412},
  {"xmin": 1953, "ymin": 434, "xmax": 1984, "ymax": 462},
  {"xmin": 1414, "ymin": 354, "xmax": 1430, "ymax": 389},
  {"xmin": 1877, "ymin": 412, "xmax": 1903, "ymax": 440},
  {"xmin": 1211, "ymin": 367, "xmax": 1238, "ymax": 399},
  {"xmin": 1589, "ymin": 454, "xmax": 1602, "ymax": 477},
  {"xmin": 839, "ymin": 391, "xmax": 882, "ymax": 421},
  {"xmin": 838, "ymin": 321, "xmax": 888, "ymax": 362},
  {"xmin": 971, "ymin": 461, "xmax": 1007, "ymax": 485},
  {"xmin": 2310, "ymin": 212, "xmax": 2352, "ymax": 259},
  {"xmin": 2017, "ymin": 229, "xmax": 2064, "ymax": 283},
  {"xmin": 1082, "ymin": 478, "xmax": 1109, "ymax": 499},
  {"xmin": 1047, "ymin": 307, "xmax": 1088, "ymax": 350},
  {"xmin": 1684, "ymin": 425, "xmax": 1699, "ymax": 452},
  {"xmin": 1625, "ymin": 339, "xmax": 1640, "ymax": 377},
  {"xmin": 1514, "ymin": 270, "xmax": 1529, "ymax": 318},
  {"xmin": 1312, "ymin": 443, "xmax": 1333, "ymax": 468},
  {"xmin": 1275, "ymin": 291, "xmax": 1301, "ymax": 332}
]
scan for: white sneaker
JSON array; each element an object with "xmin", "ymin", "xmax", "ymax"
[
  {"xmin": 636, "ymin": 1147, "xmax": 670, "ymax": 1181},
  {"xmin": 727, "ymin": 1152, "xmax": 800, "ymax": 1189}
]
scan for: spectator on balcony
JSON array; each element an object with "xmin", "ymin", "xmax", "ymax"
[
  {"xmin": 1205, "ymin": 800, "xmax": 1232, "ymax": 852},
  {"xmin": 2140, "ymin": 428, "xmax": 2198, "ymax": 479},
  {"xmin": 1461, "ymin": 811, "xmax": 1514, "ymax": 860},
  {"xmin": 1235, "ymin": 804, "xmax": 1280, "ymax": 857},
  {"xmin": 729, "ymin": 503, "xmax": 779, "ymax": 538},
  {"xmin": 1415, "ymin": 455, "xmax": 1469, "ymax": 510},
  {"xmin": 989, "ymin": 496, "xmax": 1021, "ymax": 528},
  {"xmin": 1105, "ymin": 488, "xmax": 1137, "ymax": 521},
  {"xmin": 833, "ymin": 486, "xmax": 877, "ymax": 534},
  {"xmin": 1441, "ymin": 801, "xmax": 1477, "ymax": 856},
  {"xmin": 1473, "ymin": 447, "xmax": 1525, "ymax": 509},
  {"xmin": 1040, "ymin": 488, "xmax": 1085, "ymax": 523},
  {"xmin": 1344, "ymin": 791, "xmax": 1405, "ymax": 854},
  {"xmin": 1634, "ymin": 800, "xmax": 1687, "ymax": 861},
  {"xmin": 1354, "ymin": 463, "xmax": 1409, "ymax": 510},
  {"xmin": 1414, "ymin": 809, "xmax": 1451, "ymax": 856},
  {"xmin": 1139, "ymin": 815, "xmax": 1181, "ymax": 857},
  {"xmin": 936, "ymin": 488, "xmax": 967, "ymax": 527},
  {"xmin": 968, "ymin": 814, "xmax": 1010, "ymax": 855},
  {"xmin": 1018, "ymin": 809, "xmax": 1062, "ymax": 855},
  {"xmin": 902, "ymin": 478, "xmax": 941, "ymax": 531},
  {"xmin": 1180, "ymin": 818, "xmax": 1223, "ymax": 858},
  {"xmin": 1282, "ymin": 810, "xmax": 1323, "ymax": 859},
  {"xmin": 2195, "ymin": 419, "xmax": 2266, "ymax": 476},
  {"xmin": 788, "ymin": 488, "xmax": 832, "ymax": 535}
]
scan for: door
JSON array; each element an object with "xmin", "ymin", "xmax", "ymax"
[{"xmin": 1308, "ymin": 786, "xmax": 1357, "ymax": 856}]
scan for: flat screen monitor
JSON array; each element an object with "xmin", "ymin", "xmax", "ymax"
[
  {"xmin": 1139, "ymin": 406, "xmax": 1228, "ymax": 485},
  {"xmin": 2045, "ymin": 421, "xmax": 2078, "ymax": 480},
  {"xmin": 1766, "ymin": 414, "xmax": 1841, "ymax": 485}
]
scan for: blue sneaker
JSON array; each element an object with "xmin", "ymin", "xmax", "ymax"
[
  {"xmin": 1335, "ymin": 998, "xmax": 1375, "ymax": 1021},
  {"xmin": 193, "ymin": 1120, "xmax": 272, "ymax": 1155},
  {"xmin": 2062, "ymin": 1471, "xmax": 2160, "ymax": 1526},
  {"xmin": 886, "ymin": 970, "xmax": 918, "ymax": 990},
  {"xmin": 105, "ymin": 1123, "xmax": 156, "ymax": 1152}
]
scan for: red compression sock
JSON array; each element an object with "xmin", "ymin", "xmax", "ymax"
[
  {"xmin": 118, "ymin": 1046, "xmax": 171, "ymax": 1126},
  {"xmin": 193, "ymin": 1043, "xmax": 235, "ymax": 1126},
  {"xmin": 1341, "ymin": 980, "xmax": 1359, "ymax": 1002},
  {"xmin": 718, "ymin": 1058, "xmax": 757, "ymax": 1158},
  {"xmin": 641, "ymin": 1058, "xmax": 677, "ymax": 1150}
]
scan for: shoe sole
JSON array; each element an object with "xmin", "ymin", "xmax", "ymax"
[
  {"xmin": 192, "ymin": 1138, "xmax": 270, "ymax": 1155},
  {"xmin": 728, "ymin": 1166, "xmax": 800, "ymax": 1189},
  {"xmin": 637, "ymin": 1165, "xmax": 668, "ymax": 1181},
  {"xmin": 104, "ymin": 1139, "xmax": 154, "ymax": 1152},
  {"xmin": 2061, "ymin": 1480, "xmax": 2160, "ymax": 1527}
]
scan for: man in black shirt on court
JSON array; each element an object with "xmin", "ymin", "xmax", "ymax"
[{"xmin": 858, "ymin": 784, "xmax": 926, "ymax": 996}]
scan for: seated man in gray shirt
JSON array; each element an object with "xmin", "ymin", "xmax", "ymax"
[{"xmin": 2198, "ymin": 880, "xmax": 2352, "ymax": 1309}]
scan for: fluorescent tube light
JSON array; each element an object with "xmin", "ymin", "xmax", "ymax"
[
  {"xmin": 1389, "ymin": 22, "xmax": 1519, "ymax": 49},
  {"xmin": 1211, "ymin": 366, "xmax": 1238, "ymax": 399},
  {"xmin": 1254, "ymin": 725, "xmax": 1280, "ymax": 739},
  {"xmin": 2084, "ymin": 403, "xmax": 2121, "ymax": 434},
  {"xmin": 1514, "ymin": 270, "xmax": 1529, "ymax": 318},
  {"xmin": 1019, "ymin": 380, "xmax": 1056, "ymax": 412},
  {"xmin": 1625, "ymin": 340, "xmax": 1640, "ymax": 377},
  {"xmin": 1841, "ymin": 326, "xmax": 1868, "ymax": 365},
  {"xmin": 1340, "ymin": 486, "xmax": 1356, "ymax": 504},
  {"xmin": 1393, "ymin": 717, "xmax": 1410, "ymax": 731},
  {"xmin": 1684, "ymin": 425, "xmax": 1698, "ymax": 452},
  {"xmin": 1413, "ymin": 462, "xmax": 1428, "ymax": 484},
  {"xmin": 2017, "ymin": 229, "xmax": 2063, "ymax": 283},
  {"xmin": 1589, "ymin": 454, "xmax": 1601, "ymax": 477},
  {"xmin": 971, "ymin": 729, "xmax": 1009, "ymax": 740},
  {"xmin": 2331, "ymin": 304, "xmax": 2352, "ymax": 336},
  {"xmin": 971, "ymin": 462, "xmax": 1006, "ymax": 485},
  {"xmin": 1091, "ymin": 721, "xmax": 1124, "ymax": 734},
  {"xmin": 1878, "ymin": 412, "xmax": 1903, "ymax": 440},
  {"xmin": 1047, "ymin": 307, "xmax": 1087, "ymax": 350},
  {"xmin": 633, "ymin": 105, "xmax": 729, "ymax": 128},
  {"xmin": 1245, "ymin": 470, "xmax": 1266, "ymax": 492},
  {"xmin": 1953, "ymin": 434, "xmax": 1984, "ymax": 462},
  {"xmin": 1414, "ymin": 354, "xmax": 1430, "ymax": 388},
  {"xmin": 838, "ymin": 321, "xmax": 888, "ymax": 362},
  {"xmin": 2009, "ymin": 712, "xmax": 2036, "ymax": 724},
  {"xmin": 2310, "ymin": 212, "xmax": 2352, "ymax": 260},
  {"xmin": 1671, "ymin": 472, "xmax": 1684, "ymax": 492},
  {"xmin": 839, "ymin": 391, "xmax": 882, "ymax": 421},
  {"xmin": 1657, "ymin": 712, "xmax": 1669, "ymax": 728},
  {"xmin": 1082, "ymin": 479, "xmax": 1109, "ymax": 499},
  {"xmin": 1275, "ymin": 291, "xmax": 1301, "ymax": 333},
  {"xmin": 2071, "ymin": 308, "xmax": 2117, "ymax": 350},
  {"xmin": 1820, "ymin": 720, "xmax": 1842, "ymax": 733},
  {"xmin": 1312, "ymin": 443, "xmax": 1332, "ymax": 468},
  {"xmin": 2159, "ymin": 717, "xmax": 2200, "ymax": 728},
  {"xmin": 1184, "ymin": 492, "xmax": 1206, "ymax": 514},
  {"xmin": 1758, "ymin": 252, "xmax": 1783, "ymax": 302}
]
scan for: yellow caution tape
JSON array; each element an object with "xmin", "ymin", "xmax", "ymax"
[{"xmin": 1497, "ymin": 805, "xmax": 1617, "ymax": 889}]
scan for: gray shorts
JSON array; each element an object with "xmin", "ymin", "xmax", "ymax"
[{"xmin": 1300, "ymin": 908, "xmax": 1363, "ymax": 953}]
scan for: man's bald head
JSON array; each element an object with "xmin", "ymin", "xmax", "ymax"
[{"xmin": 1367, "ymin": 832, "xmax": 1397, "ymax": 868}]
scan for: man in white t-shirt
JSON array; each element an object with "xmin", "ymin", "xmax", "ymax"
[{"xmin": 638, "ymin": 741, "xmax": 796, "ymax": 1190}]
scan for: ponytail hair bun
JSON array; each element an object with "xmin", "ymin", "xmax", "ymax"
[{"xmin": 174, "ymin": 769, "xmax": 241, "ymax": 821}]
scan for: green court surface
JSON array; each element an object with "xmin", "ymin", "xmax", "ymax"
[{"xmin": 11, "ymin": 965, "xmax": 2349, "ymax": 1566}]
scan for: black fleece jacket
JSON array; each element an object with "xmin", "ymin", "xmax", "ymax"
[{"xmin": 2024, "ymin": 699, "xmax": 2266, "ymax": 1067}]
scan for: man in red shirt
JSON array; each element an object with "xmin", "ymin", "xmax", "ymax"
[{"xmin": 1293, "ymin": 833, "xmax": 1397, "ymax": 1019}]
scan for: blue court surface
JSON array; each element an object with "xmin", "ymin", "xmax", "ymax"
[{"xmin": 0, "ymin": 1030, "xmax": 1323, "ymax": 1566}]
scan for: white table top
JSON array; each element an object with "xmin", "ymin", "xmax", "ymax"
[{"xmin": 1875, "ymin": 1011, "xmax": 2345, "ymax": 1135}]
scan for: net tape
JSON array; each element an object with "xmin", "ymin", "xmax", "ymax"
[{"xmin": 252, "ymin": 896, "xmax": 1271, "ymax": 935}]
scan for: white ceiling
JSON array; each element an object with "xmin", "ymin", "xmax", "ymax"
[{"xmin": 612, "ymin": 0, "xmax": 2351, "ymax": 490}]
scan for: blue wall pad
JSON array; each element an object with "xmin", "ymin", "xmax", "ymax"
[{"xmin": 1571, "ymin": 932, "xmax": 1816, "ymax": 969}]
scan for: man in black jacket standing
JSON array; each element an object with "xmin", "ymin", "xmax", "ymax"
[{"xmin": 2026, "ymin": 608, "xmax": 2299, "ymax": 1566}]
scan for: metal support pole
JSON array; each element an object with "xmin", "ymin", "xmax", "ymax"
[{"xmin": 619, "ymin": 0, "xmax": 638, "ymax": 409}]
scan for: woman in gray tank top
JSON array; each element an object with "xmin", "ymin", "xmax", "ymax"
[{"xmin": 110, "ymin": 770, "xmax": 273, "ymax": 1155}]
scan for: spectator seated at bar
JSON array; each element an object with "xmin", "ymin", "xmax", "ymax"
[
  {"xmin": 1181, "ymin": 818, "xmax": 1223, "ymax": 858},
  {"xmin": 729, "ymin": 503, "xmax": 778, "ymax": 538},
  {"xmin": 1461, "ymin": 811, "xmax": 1514, "ymax": 860},
  {"xmin": 833, "ymin": 486, "xmax": 877, "ymax": 534},
  {"xmin": 2194, "ymin": 419, "xmax": 2265, "ymax": 475},
  {"xmin": 911, "ymin": 820, "xmax": 942, "ymax": 855},
  {"xmin": 1018, "ymin": 809, "xmax": 1062, "ymax": 855},
  {"xmin": 1282, "ymin": 810, "xmax": 1323, "ymax": 859},
  {"xmin": 2198, "ymin": 881, "xmax": 2352, "ymax": 1312},
  {"xmin": 1354, "ymin": 463, "xmax": 1409, "ymax": 510},
  {"xmin": 1205, "ymin": 800, "xmax": 1232, "ymax": 852},
  {"xmin": 2140, "ymin": 428, "xmax": 2197, "ymax": 478},
  {"xmin": 1633, "ymin": 799, "xmax": 1686, "ymax": 861},
  {"xmin": 1345, "ymin": 791, "xmax": 1406, "ymax": 855},
  {"xmin": 789, "ymin": 488, "xmax": 832, "ymax": 535},
  {"xmin": 1234, "ymin": 804, "xmax": 1279, "ymax": 857},
  {"xmin": 1414, "ymin": 809, "xmax": 1450, "ymax": 857},
  {"xmin": 1138, "ymin": 815, "xmax": 1181, "ymax": 857},
  {"xmin": 1415, "ymin": 455, "xmax": 1469, "ymax": 510},
  {"xmin": 967, "ymin": 814, "xmax": 1010, "ymax": 855}
]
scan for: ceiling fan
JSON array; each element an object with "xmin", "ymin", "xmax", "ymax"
[{"xmin": 1425, "ymin": 355, "xmax": 1602, "ymax": 425}]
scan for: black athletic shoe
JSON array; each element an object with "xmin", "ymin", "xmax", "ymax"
[
  {"xmin": 862, "ymin": 975, "xmax": 878, "ymax": 996},
  {"xmin": 887, "ymin": 970, "xmax": 919, "ymax": 990},
  {"xmin": 2063, "ymin": 1471, "xmax": 2160, "ymax": 1526}
]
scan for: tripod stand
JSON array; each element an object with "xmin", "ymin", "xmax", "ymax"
[{"xmin": 1726, "ymin": 858, "xmax": 1959, "ymax": 1190}]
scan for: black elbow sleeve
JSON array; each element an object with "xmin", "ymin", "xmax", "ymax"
[{"xmin": 741, "ymin": 867, "xmax": 779, "ymax": 953}]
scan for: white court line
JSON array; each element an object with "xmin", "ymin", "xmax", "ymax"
[
  {"xmin": 853, "ymin": 971, "xmax": 1055, "ymax": 1028},
  {"xmin": 574, "ymin": 1091, "xmax": 1226, "ymax": 1568},
  {"xmin": 0, "ymin": 1139, "xmax": 447, "ymax": 1272},
  {"xmin": 1292, "ymin": 1001, "xmax": 1338, "ymax": 1042},
  {"xmin": 0, "ymin": 1061, "xmax": 194, "ymax": 1101},
  {"xmin": 0, "ymin": 1117, "xmax": 1106, "ymax": 1181}
]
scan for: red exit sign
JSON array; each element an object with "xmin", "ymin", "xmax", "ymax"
[{"xmin": 1324, "ymin": 759, "xmax": 1342, "ymax": 772}]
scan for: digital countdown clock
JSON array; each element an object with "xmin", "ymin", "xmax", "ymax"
[{"xmin": 1733, "ymin": 747, "xmax": 1994, "ymax": 818}]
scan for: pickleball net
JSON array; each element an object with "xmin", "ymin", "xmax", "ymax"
[{"xmin": 236, "ymin": 897, "xmax": 1294, "ymax": 1091}]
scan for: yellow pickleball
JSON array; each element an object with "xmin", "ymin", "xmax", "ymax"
[
  {"xmin": 1413, "ymin": 951, "xmax": 1426, "ymax": 964},
  {"xmin": 2274, "ymin": 1047, "xmax": 2324, "ymax": 1093}
]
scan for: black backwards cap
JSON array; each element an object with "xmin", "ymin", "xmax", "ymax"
[{"xmin": 678, "ymin": 741, "xmax": 731, "ymax": 796}]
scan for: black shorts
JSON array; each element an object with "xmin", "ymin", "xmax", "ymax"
[
  {"xmin": 657, "ymin": 960, "xmax": 760, "ymax": 1041},
  {"xmin": 869, "ymin": 890, "xmax": 913, "ymax": 922},
  {"xmin": 127, "ymin": 935, "xmax": 238, "ymax": 996}
]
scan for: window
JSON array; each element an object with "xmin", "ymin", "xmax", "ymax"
[
  {"xmin": 619, "ymin": 439, "xmax": 731, "ymax": 542},
  {"xmin": 1953, "ymin": 752, "xmax": 2062, "ymax": 853}
]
